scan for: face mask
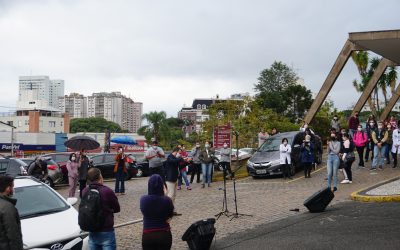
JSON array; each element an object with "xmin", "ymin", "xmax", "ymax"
[
  {"xmin": 378, "ymin": 126, "xmax": 383, "ymax": 129},
  {"xmin": 387, "ymin": 127, "xmax": 391, "ymax": 130},
  {"xmin": 205, "ymin": 144, "xmax": 209, "ymax": 148},
  {"xmin": 369, "ymin": 123, "xmax": 374, "ymax": 126},
  {"xmin": 334, "ymin": 118, "xmax": 337, "ymax": 120},
  {"xmin": 152, "ymin": 146, "xmax": 158, "ymax": 150},
  {"xmin": 176, "ymin": 153, "xmax": 181, "ymax": 158},
  {"xmin": 357, "ymin": 128, "xmax": 362, "ymax": 131},
  {"xmin": 283, "ymin": 141, "xmax": 287, "ymax": 145},
  {"xmin": 196, "ymin": 144, "xmax": 200, "ymax": 148},
  {"xmin": 71, "ymin": 157, "xmax": 76, "ymax": 161},
  {"xmin": 304, "ymin": 125, "xmax": 308, "ymax": 129},
  {"xmin": 223, "ymin": 144, "xmax": 227, "ymax": 148},
  {"xmin": 330, "ymin": 134, "xmax": 336, "ymax": 140},
  {"xmin": 118, "ymin": 149, "xmax": 123, "ymax": 153}
]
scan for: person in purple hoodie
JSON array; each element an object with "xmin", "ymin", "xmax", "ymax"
[
  {"xmin": 140, "ymin": 174, "xmax": 174, "ymax": 250},
  {"xmin": 83, "ymin": 168, "xmax": 120, "ymax": 250}
]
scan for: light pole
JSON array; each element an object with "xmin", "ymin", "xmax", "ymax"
[{"xmin": 0, "ymin": 121, "xmax": 17, "ymax": 157}]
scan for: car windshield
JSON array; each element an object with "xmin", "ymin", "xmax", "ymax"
[
  {"xmin": 259, "ymin": 137, "xmax": 292, "ymax": 152},
  {"xmin": 14, "ymin": 185, "xmax": 69, "ymax": 219}
]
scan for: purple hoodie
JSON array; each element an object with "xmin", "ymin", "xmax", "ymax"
[
  {"xmin": 82, "ymin": 183, "xmax": 120, "ymax": 232},
  {"xmin": 140, "ymin": 174, "xmax": 174, "ymax": 233}
]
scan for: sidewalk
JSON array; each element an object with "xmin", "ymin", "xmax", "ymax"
[{"xmin": 351, "ymin": 175, "xmax": 400, "ymax": 202}]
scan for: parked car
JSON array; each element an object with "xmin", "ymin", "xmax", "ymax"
[
  {"xmin": 135, "ymin": 151, "xmax": 170, "ymax": 177},
  {"xmin": 21, "ymin": 157, "xmax": 63, "ymax": 188},
  {"xmin": 42, "ymin": 152, "xmax": 72, "ymax": 183},
  {"xmin": 0, "ymin": 157, "xmax": 28, "ymax": 177},
  {"xmin": 247, "ymin": 131, "xmax": 323, "ymax": 178},
  {"xmin": 89, "ymin": 153, "xmax": 138, "ymax": 180},
  {"xmin": 14, "ymin": 176, "xmax": 88, "ymax": 249}
]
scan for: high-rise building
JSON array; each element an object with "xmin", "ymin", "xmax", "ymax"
[
  {"xmin": 58, "ymin": 93, "xmax": 87, "ymax": 118},
  {"xmin": 18, "ymin": 75, "xmax": 64, "ymax": 109},
  {"xmin": 86, "ymin": 92, "xmax": 142, "ymax": 133}
]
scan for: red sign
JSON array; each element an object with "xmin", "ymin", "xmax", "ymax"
[{"xmin": 213, "ymin": 124, "xmax": 231, "ymax": 149}]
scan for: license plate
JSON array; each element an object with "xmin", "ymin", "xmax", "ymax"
[{"xmin": 256, "ymin": 169, "xmax": 267, "ymax": 174}]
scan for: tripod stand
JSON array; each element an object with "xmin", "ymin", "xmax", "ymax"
[
  {"xmin": 229, "ymin": 162, "xmax": 252, "ymax": 220},
  {"xmin": 215, "ymin": 166, "xmax": 232, "ymax": 219}
]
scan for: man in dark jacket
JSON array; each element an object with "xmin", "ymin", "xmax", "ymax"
[
  {"xmin": 0, "ymin": 176, "xmax": 23, "ymax": 250},
  {"xmin": 165, "ymin": 147, "xmax": 182, "ymax": 216},
  {"xmin": 301, "ymin": 135, "xmax": 315, "ymax": 178},
  {"xmin": 83, "ymin": 168, "xmax": 120, "ymax": 250},
  {"xmin": 78, "ymin": 149, "xmax": 90, "ymax": 198}
]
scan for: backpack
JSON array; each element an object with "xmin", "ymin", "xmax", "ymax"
[{"xmin": 78, "ymin": 185, "xmax": 105, "ymax": 232}]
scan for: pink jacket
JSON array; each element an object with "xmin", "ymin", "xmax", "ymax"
[{"xmin": 353, "ymin": 131, "xmax": 368, "ymax": 147}]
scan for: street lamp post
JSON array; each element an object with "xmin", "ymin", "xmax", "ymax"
[{"xmin": 0, "ymin": 121, "xmax": 17, "ymax": 157}]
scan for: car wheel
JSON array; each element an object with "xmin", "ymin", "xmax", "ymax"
[
  {"xmin": 45, "ymin": 177, "xmax": 54, "ymax": 188},
  {"xmin": 290, "ymin": 164, "xmax": 296, "ymax": 176},
  {"xmin": 136, "ymin": 169, "xmax": 143, "ymax": 177}
]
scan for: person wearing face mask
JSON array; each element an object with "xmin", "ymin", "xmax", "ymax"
[
  {"xmin": 78, "ymin": 149, "xmax": 90, "ymax": 198},
  {"xmin": 177, "ymin": 145, "xmax": 192, "ymax": 190},
  {"xmin": 371, "ymin": 121, "xmax": 389, "ymax": 170},
  {"xmin": 385, "ymin": 123, "xmax": 394, "ymax": 164},
  {"xmin": 279, "ymin": 138, "xmax": 292, "ymax": 179},
  {"xmin": 114, "ymin": 146, "xmax": 128, "ymax": 195},
  {"xmin": 391, "ymin": 120, "xmax": 400, "ymax": 168},
  {"xmin": 0, "ymin": 176, "xmax": 23, "ymax": 250},
  {"xmin": 189, "ymin": 142, "xmax": 202, "ymax": 184},
  {"xmin": 353, "ymin": 125, "xmax": 368, "ymax": 168},
  {"xmin": 66, "ymin": 153, "xmax": 79, "ymax": 197},
  {"xmin": 330, "ymin": 115, "xmax": 341, "ymax": 132},
  {"xmin": 348, "ymin": 111, "xmax": 360, "ymax": 138},
  {"xmin": 327, "ymin": 132, "xmax": 341, "ymax": 192},
  {"xmin": 145, "ymin": 141, "xmax": 166, "ymax": 179},
  {"xmin": 365, "ymin": 119, "xmax": 377, "ymax": 163},
  {"xmin": 219, "ymin": 143, "xmax": 233, "ymax": 179},
  {"xmin": 199, "ymin": 141, "xmax": 215, "ymax": 188}
]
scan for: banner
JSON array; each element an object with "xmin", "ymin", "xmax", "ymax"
[{"xmin": 213, "ymin": 124, "xmax": 231, "ymax": 149}]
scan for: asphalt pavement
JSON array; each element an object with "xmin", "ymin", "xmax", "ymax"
[{"xmin": 213, "ymin": 201, "xmax": 400, "ymax": 250}]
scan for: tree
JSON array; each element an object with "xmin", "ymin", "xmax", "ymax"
[
  {"xmin": 141, "ymin": 111, "xmax": 167, "ymax": 141},
  {"xmin": 70, "ymin": 117, "xmax": 124, "ymax": 133},
  {"xmin": 282, "ymin": 84, "xmax": 313, "ymax": 123}
]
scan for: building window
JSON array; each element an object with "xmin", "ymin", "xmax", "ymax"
[
  {"xmin": 61, "ymin": 121, "xmax": 63, "ymax": 127},
  {"xmin": 25, "ymin": 120, "xmax": 29, "ymax": 125},
  {"xmin": 49, "ymin": 121, "xmax": 56, "ymax": 127},
  {"xmin": 202, "ymin": 104, "xmax": 206, "ymax": 109},
  {"xmin": 18, "ymin": 121, "xmax": 22, "ymax": 127},
  {"xmin": 197, "ymin": 104, "xmax": 201, "ymax": 109}
]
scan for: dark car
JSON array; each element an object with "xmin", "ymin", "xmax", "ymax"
[
  {"xmin": 89, "ymin": 153, "xmax": 138, "ymax": 180},
  {"xmin": 247, "ymin": 131, "xmax": 323, "ymax": 178},
  {"xmin": 0, "ymin": 157, "xmax": 28, "ymax": 177},
  {"xmin": 21, "ymin": 157, "xmax": 63, "ymax": 188},
  {"xmin": 135, "ymin": 151, "xmax": 171, "ymax": 177}
]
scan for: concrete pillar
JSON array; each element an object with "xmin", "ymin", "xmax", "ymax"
[
  {"xmin": 351, "ymin": 58, "xmax": 396, "ymax": 116},
  {"xmin": 380, "ymin": 82, "xmax": 400, "ymax": 121},
  {"xmin": 64, "ymin": 112, "xmax": 70, "ymax": 133},
  {"xmin": 28, "ymin": 111, "xmax": 40, "ymax": 133},
  {"xmin": 304, "ymin": 40, "xmax": 360, "ymax": 124}
]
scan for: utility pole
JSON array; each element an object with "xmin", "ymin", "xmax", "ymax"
[{"xmin": 0, "ymin": 121, "xmax": 17, "ymax": 157}]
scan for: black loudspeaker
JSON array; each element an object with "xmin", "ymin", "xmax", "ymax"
[
  {"xmin": 303, "ymin": 187, "xmax": 334, "ymax": 213},
  {"xmin": 182, "ymin": 218, "xmax": 216, "ymax": 250}
]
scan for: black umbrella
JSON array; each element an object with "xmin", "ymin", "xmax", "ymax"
[{"xmin": 64, "ymin": 135, "xmax": 100, "ymax": 150}]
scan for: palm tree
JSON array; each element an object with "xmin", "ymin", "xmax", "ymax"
[
  {"xmin": 141, "ymin": 111, "xmax": 167, "ymax": 141},
  {"xmin": 352, "ymin": 51, "xmax": 377, "ymax": 115},
  {"xmin": 387, "ymin": 66, "xmax": 398, "ymax": 95}
]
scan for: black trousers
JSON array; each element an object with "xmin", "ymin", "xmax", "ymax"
[
  {"xmin": 150, "ymin": 166, "xmax": 165, "ymax": 179},
  {"xmin": 344, "ymin": 160, "xmax": 354, "ymax": 181},
  {"xmin": 142, "ymin": 231, "xmax": 172, "ymax": 250},
  {"xmin": 282, "ymin": 164, "xmax": 291, "ymax": 178},
  {"xmin": 392, "ymin": 152, "xmax": 397, "ymax": 167},
  {"xmin": 365, "ymin": 142, "xmax": 374, "ymax": 161},
  {"xmin": 190, "ymin": 163, "xmax": 201, "ymax": 183},
  {"xmin": 219, "ymin": 162, "xmax": 233, "ymax": 176},
  {"xmin": 303, "ymin": 162, "xmax": 312, "ymax": 177},
  {"xmin": 79, "ymin": 180, "xmax": 86, "ymax": 198},
  {"xmin": 356, "ymin": 146, "xmax": 365, "ymax": 166}
]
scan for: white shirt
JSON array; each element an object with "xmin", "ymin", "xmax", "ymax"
[
  {"xmin": 279, "ymin": 144, "xmax": 292, "ymax": 164},
  {"xmin": 392, "ymin": 129, "xmax": 400, "ymax": 153}
]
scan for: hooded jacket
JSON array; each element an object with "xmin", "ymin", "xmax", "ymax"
[
  {"xmin": 0, "ymin": 194, "xmax": 23, "ymax": 250},
  {"xmin": 165, "ymin": 153, "xmax": 181, "ymax": 182},
  {"xmin": 140, "ymin": 175, "xmax": 174, "ymax": 233}
]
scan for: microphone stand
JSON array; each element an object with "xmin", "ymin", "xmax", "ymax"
[
  {"xmin": 229, "ymin": 160, "xmax": 252, "ymax": 220},
  {"xmin": 214, "ymin": 158, "xmax": 232, "ymax": 219}
]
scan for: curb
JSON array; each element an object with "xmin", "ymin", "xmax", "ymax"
[{"xmin": 351, "ymin": 176, "xmax": 400, "ymax": 202}]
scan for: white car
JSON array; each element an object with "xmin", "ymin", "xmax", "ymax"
[{"xmin": 13, "ymin": 176, "xmax": 88, "ymax": 250}]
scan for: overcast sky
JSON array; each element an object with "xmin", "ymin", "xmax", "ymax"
[{"xmin": 0, "ymin": 0, "xmax": 399, "ymax": 117}]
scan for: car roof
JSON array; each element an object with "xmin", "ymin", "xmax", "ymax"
[{"xmin": 14, "ymin": 177, "xmax": 42, "ymax": 188}]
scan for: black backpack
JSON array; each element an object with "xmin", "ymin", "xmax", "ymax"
[{"xmin": 78, "ymin": 185, "xmax": 105, "ymax": 232}]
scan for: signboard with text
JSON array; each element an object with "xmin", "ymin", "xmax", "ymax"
[{"xmin": 213, "ymin": 124, "xmax": 231, "ymax": 149}]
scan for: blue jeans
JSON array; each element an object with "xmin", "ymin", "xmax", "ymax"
[
  {"xmin": 178, "ymin": 171, "xmax": 190, "ymax": 187},
  {"xmin": 115, "ymin": 169, "xmax": 125, "ymax": 193},
  {"xmin": 327, "ymin": 154, "xmax": 340, "ymax": 188},
  {"xmin": 201, "ymin": 163, "xmax": 212, "ymax": 184},
  {"xmin": 89, "ymin": 231, "xmax": 116, "ymax": 250},
  {"xmin": 372, "ymin": 144, "xmax": 386, "ymax": 168}
]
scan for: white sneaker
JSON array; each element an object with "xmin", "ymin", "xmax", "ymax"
[
  {"xmin": 341, "ymin": 179, "xmax": 350, "ymax": 184},
  {"xmin": 349, "ymin": 181, "xmax": 352, "ymax": 184}
]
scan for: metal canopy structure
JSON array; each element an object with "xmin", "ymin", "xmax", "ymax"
[{"xmin": 304, "ymin": 29, "xmax": 400, "ymax": 124}]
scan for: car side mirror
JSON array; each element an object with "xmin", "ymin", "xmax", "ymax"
[{"xmin": 66, "ymin": 197, "xmax": 78, "ymax": 206}]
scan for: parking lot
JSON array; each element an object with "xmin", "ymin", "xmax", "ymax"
[{"xmin": 55, "ymin": 164, "xmax": 400, "ymax": 249}]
